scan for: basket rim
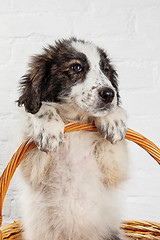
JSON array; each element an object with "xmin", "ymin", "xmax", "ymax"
[{"xmin": 1, "ymin": 219, "xmax": 160, "ymax": 240}]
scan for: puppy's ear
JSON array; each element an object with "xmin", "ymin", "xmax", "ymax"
[{"xmin": 18, "ymin": 53, "xmax": 52, "ymax": 114}]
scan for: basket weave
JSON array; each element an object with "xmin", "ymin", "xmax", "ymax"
[{"xmin": 0, "ymin": 122, "xmax": 160, "ymax": 240}]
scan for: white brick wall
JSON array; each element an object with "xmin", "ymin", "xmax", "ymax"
[{"xmin": 0, "ymin": 0, "xmax": 160, "ymax": 226}]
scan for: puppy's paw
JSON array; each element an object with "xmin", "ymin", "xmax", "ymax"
[
  {"xmin": 95, "ymin": 106, "xmax": 127, "ymax": 144},
  {"xmin": 32, "ymin": 108, "xmax": 65, "ymax": 152},
  {"xmin": 35, "ymin": 128, "xmax": 64, "ymax": 153}
]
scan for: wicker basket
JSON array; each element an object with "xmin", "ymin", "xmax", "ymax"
[{"xmin": 0, "ymin": 122, "xmax": 160, "ymax": 240}]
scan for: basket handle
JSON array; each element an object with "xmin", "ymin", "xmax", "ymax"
[{"xmin": 0, "ymin": 123, "xmax": 160, "ymax": 226}]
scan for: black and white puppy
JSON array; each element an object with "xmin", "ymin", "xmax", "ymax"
[{"xmin": 18, "ymin": 38, "xmax": 128, "ymax": 240}]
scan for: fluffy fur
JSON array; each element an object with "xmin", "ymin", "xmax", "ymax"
[{"xmin": 18, "ymin": 38, "xmax": 128, "ymax": 240}]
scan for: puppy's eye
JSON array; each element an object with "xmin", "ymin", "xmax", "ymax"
[
  {"xmin": 103, "ymin": 66, "xmax": 110, "ymax": 74},
  {"xmin": 71, "ymin": 64, "xmax": 83, "ymax": 73}
]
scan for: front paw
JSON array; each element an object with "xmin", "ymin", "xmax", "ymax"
[
  {"xmin": 35, "ymin": 130, "xmax": 64, "ymax": 153},
  {"xmin": 33, "ymin": 116, "xmax": 65, "ymax": 152},
  {"xmin": 95, "ymin": 106, "xmax": 127, "ymax": 144}
]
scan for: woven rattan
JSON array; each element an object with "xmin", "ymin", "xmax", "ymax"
[{"xmin": 0, "ymin": 122, "xmax": 160, "ymax": 239}]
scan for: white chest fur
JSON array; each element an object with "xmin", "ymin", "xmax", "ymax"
[
  {"xmin": 45, "ymin": 132, "xmax": 120, "ymax": 235},
  {"xmin": 20, "ymin": 131, "xmax": 126, "ymax": 240}
]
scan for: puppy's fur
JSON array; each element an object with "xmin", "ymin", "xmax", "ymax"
[{"xmin": 18, "ymin": 38, "xmax": 128, "ymax": 240}]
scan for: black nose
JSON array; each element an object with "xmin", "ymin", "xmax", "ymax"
[{"xmin": 98, "ymin": 87, "xmax": 115, "ymax": 103}]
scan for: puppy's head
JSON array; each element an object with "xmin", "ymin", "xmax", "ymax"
[{"xmin": 18, "ymin": 38, "xmax": 120, "ymax": 117}]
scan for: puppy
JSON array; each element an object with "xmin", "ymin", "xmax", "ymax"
[{"xmin": 18, "ymin": 38, "xmax": 128, "ymax": 240}]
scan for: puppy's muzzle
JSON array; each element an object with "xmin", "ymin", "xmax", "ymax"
[{"xmin": 98, "ymin": 87, "xmax": 115, "ymax": 104}]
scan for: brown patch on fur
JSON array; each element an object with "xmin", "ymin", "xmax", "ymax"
[
  {"xmin": 94, "ymin": 140, "xmax": 120, "ymax": 188},
  {"xmin": 18, "ymin": 39, "xmax": 90, "ymax": 114},
  {"xmin": 92, "ymin": 86, "xmax": 96, "ymax": 90},
  {"xmin": 38, "ymin": 110, "xmax": 54, "ymax": 121}
]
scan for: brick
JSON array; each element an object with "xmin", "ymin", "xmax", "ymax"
[
  {"xmin": 0, "ymin": 1, "xmax": 11, "ymax": 12},
  {"xmin": 11, "ymin": 41, "xmax": 44, "ymax": 65},
  {"xmin": 0, "ymin": 140, "xmax": 11, "ymax": 169},
  {"xmin": 73, "ymin": 8, "xmax": 129, "ymax": 37},
  {"xmin": 121, "ymin": 89, "xmax": 160, "ymax": 117},
  {"xmin": 0, "ymin": 64, "xmax": 26, "ymax": 90},
  {"xmin": 98, "ymin": 38, "xmax": 160, "ymax": 61},
  {"xmin": 0, "ymin": 13, "xmax": 74, "ymax": 38},
  {"xmin": 127, "ymin": 115, "xmax": 160, "ymax": 144},
  {"xmin": 123, "ymin": 197, "xmax": 160, "ymax": 222},
  {"xmin": 0, "ymin": 116, "xmax": 19, "ymax": 143},
  {"xmin": 117, "ymin": 62, "xmax": 153, "ymax": 90},
  {"xmin": 0, "ymin": 89, "xmax": 17, "ymax": 115},
  {"xmin": 12, "ymin": 0, "xmax": 89, "ymax": 13},
  {"xmin": 153, "ymin": 64, "xmax": 160, "ymax": 87},
  {"xmin": 0, "ymin": 43, "xmax": 12, "ymax": 65},
  {"xmin": 90, "ymin": 0, "xmax": 160, "ymax": 8},
  {"xmin": 137, "ymin": 7, "xmax": 160, "ymax": 38}
]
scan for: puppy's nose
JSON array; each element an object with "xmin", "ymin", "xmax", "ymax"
[{"xmin": 98, "ymin": 87, "xmax": 115, "ymax": 103}]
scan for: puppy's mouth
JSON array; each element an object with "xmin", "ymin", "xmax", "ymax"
[
  {"xmin": 90, "ymin": 103, "xmax": 116, "ymax": 117},
  {"xmin": 72, "ymin": 99, "xmax": 116, "ymax": 117}
]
